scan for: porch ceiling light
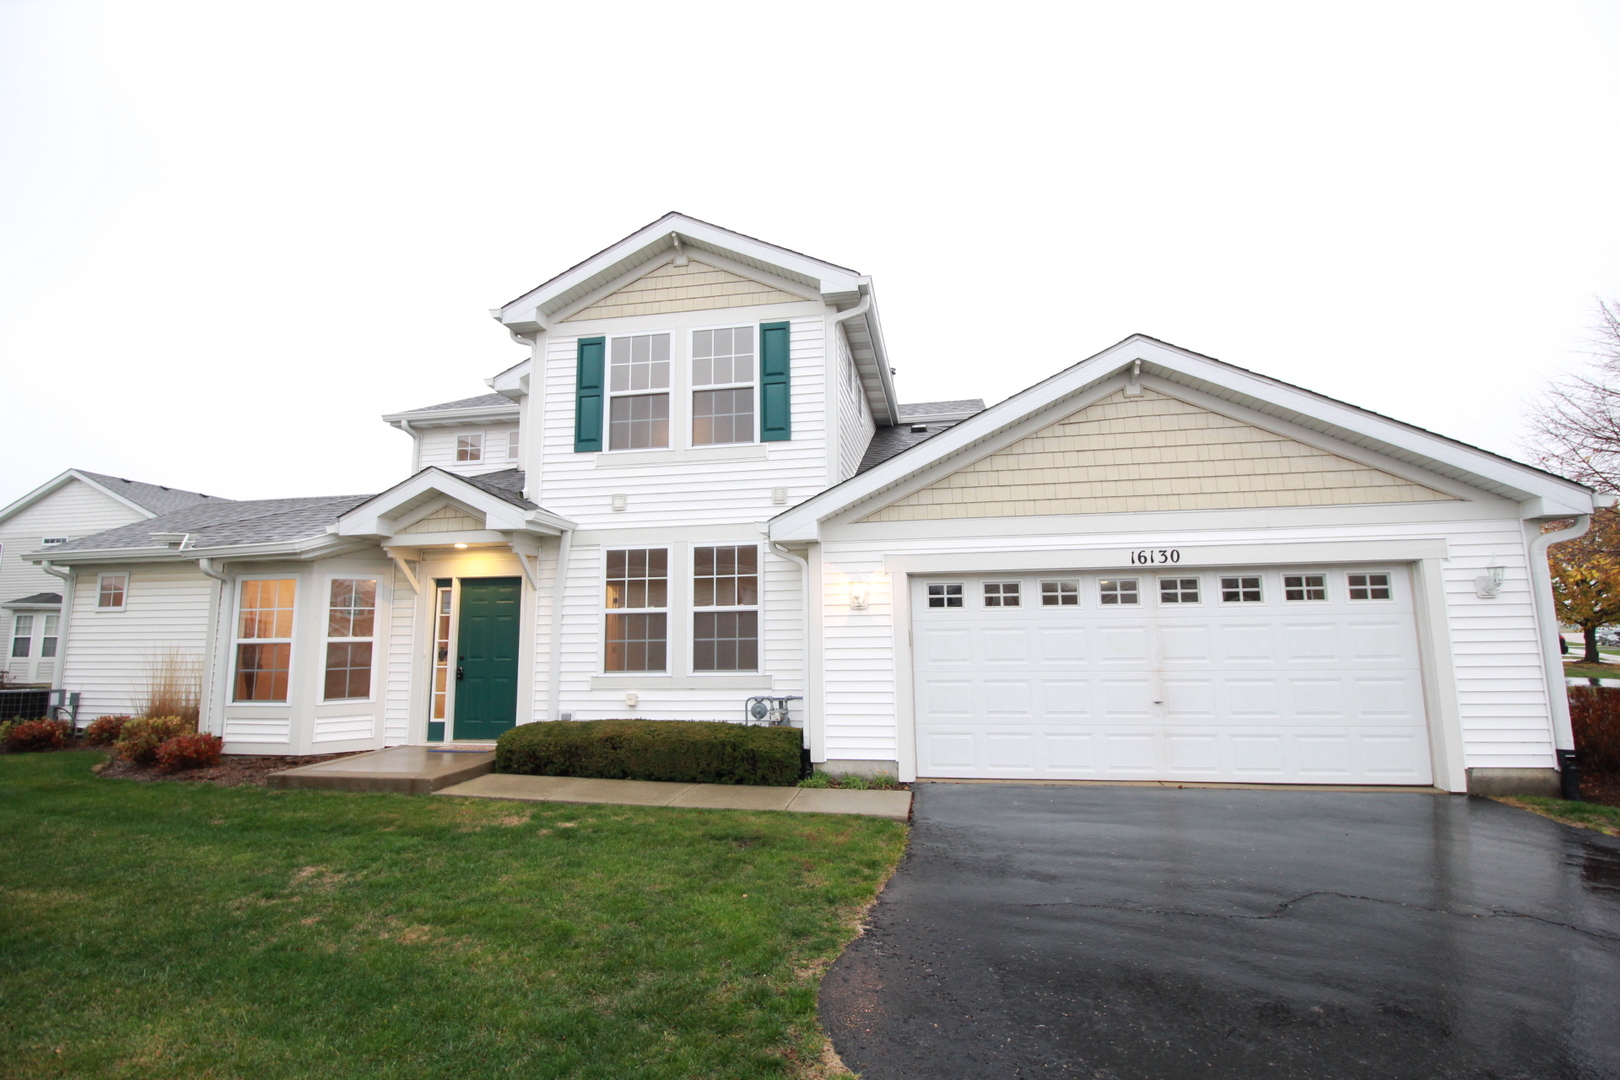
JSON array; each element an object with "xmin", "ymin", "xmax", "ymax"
[{"xmin": 453, "ymin": 543, "xmax": 469, "ymax": 549}]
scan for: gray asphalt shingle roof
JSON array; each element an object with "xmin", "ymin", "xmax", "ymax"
[
  {"xmin": 76, "ymin": 470, "xmax": 226, "ymax": 515},
  {"xmin": 396, "ymin": 393, "xmax": 517, "ymax": 415},
  {"xmin": 896, "ymin": 399, "xmax": 986, "ymax": 419},
  {"xmin": 3, "ymin": 592, "xmax": 61, "ymax": 608},
  {"xmin": 855, "ymin": 400, "xmax": 988, "ymax": 474},
  {"xmin": 457, "ymin": 469, "xmax": 536, "ymax": 510},
  {"xmin": 42, "ymin": 494, "xmax": 373, "ymax": 553}
]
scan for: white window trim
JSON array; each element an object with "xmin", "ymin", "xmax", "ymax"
[
  {"xmin": 10, "ymin": 614, "xmax": 34, "ymax": 659},
  {"xmin": 1282, "ymin": 571, "xmax": 1331, "ymax": 603},
  {"xmin": 601, "ymin": 545, "xmax": 672, "ymax": 675},
  {"xmin": 321, "ymin": 575, "xmax": 378, "ymax": 704},
  {"xmin": 689, "ymin": 323, "xmax": 759, "ymax": 449},
  {"xmin": 503, "ymin": 429, "xmax": 521, "ymax": 462},
  {"xmin": 455, "ymin": 432, "xmax": 484, "ymax": 463},
  {"xmin": 981, "ymin": 580, "xmax": 1021, "ymax": 608},
  {"xmin": 605, "ymin": 330, "xmax": 675, "ymax": 454},
  {"xmin": 95, "ymin": 572, "xmax": 128, "ymax": 612},
  {"xmin": 1346, "ymin": 569, "xmax": 1397, "ymax": 602},
  {"xmin": 689, "ymin": 541, "xmax": 762, "ymax": 675},
  {"xmin": 1098, "ymin": 577, "xmax": 1141, "ymax": 605},
  {"xmin": 1157, "ymin": 576, "xmax": 1201, "ymax": 605},
  {"xmin": 230, "ymin": 575, "xmax": 299, "ymax": 706}
]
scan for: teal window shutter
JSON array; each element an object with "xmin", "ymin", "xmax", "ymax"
[
  {"xmin": 759, "ymin": 321, "xmax": 791, "ymax": 442},
  {"xmin": 574, "ymin": 337, "xmax": 605, "ymax": 452}
]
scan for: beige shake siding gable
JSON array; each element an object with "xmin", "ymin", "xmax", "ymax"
[
  {"xmin": 561, "ymin": 260, "xmax": 804, "ymax": 321},
  {"xmin": 860, "ymin": 387, "xmax": 1456, "ymax": 521}
]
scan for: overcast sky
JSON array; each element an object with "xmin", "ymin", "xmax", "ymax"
[{"xmin": 3, "ymin": 0, "xmax": 1618, "ymax": 508}]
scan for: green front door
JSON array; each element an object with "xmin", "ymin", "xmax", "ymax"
[{"xmin": 453, "ymin": 577, "xmax": 521, "ymax": 741}]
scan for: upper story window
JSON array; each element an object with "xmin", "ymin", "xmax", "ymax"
[
  {"xmin": 505, "ymin": 430, "xmax": 521, "ymax": 461},
  {"xmin": 456, "ymin": 433, "xmax": 483, "ymax": 462},
  {"xmin": 609, "ymin": 333, "xmax": 671, "ymax": 450},
  {"xmin": 692, "ymin": 327, "xmax": 755, "ymax": 446},
  {"xmin": 41, "ymin": 537, "xmax": 67, "ymax": 546},
  {"xmin": 97, "ymin": 573, "xmax": 128, "ymax": 610}
]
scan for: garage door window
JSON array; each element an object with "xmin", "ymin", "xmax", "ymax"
[
  {"xmin": 1159, "ymin": 577, "xmax": 1199, "ymax": 604},
  {"xmin": 1099, "ymin": 579, "xmax": 1138, "ymax": 605},
  {"xmin": 1348, "ymin": 572, "xmax": 1392, "ymax": 600},
  {"xmin": 1284, "ymin": 574, "xmax": 1328, "ymax": 601},
  {"xmin": 927, "ymin": 584, "xmax": 963, "ymax": 609},
  {"xmin": 1221, "ymin": 576, "xmax": 1262, "ymax": 602},
  {"xmin": 1041, "ymin": 580, "xmax": 1079, "ymax": 606},
  {"xmin": 983, "ymin": 582, "xmax": 1020, "ymax": 607}
]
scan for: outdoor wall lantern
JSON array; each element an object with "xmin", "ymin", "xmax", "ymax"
[
  {"xmin": 1474, "ymin": 565, "xmax": 1505, "ymax": 599},
  {"xmin": 849, "ymin": 579, "xmax": 868, "ymax": 611}
]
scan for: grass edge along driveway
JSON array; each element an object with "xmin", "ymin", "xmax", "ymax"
[{"xmin": 0, "ymin": 751, "xmax": 907, "ymax": 1080}]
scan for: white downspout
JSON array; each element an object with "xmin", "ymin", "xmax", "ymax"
[
  {"xmin": 397, "ymin": 418, "xmax": 420, "ymax": 473},
  {"xmin": 38, "ymin": 561, "xmax": 74, "ymax": 716},
  {"xmin": 196, "ymin": 558, "xmax": 231, "ymax": 737},
  {"xmin": 1528, "ymin": 514, "xmax": 1592, "ymax": 756},
  {"xmin": 547, "ymin": 529, "xmax": 573, "ymax": 720},
  {"xmin": 768, "ymin": 539, "xmax": 813, "ymax": 750}
]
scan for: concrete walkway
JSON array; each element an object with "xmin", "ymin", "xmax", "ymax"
[
  {"xmin": 437, "ymin": 772, "xmax": 912, "ymax": 820},
  {"xmin": 267, "ymin": 746, "xmax": 496, "ymax": 795}
]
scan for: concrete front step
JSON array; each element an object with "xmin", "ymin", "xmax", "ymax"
[
  {"xmin": 266, "ymin": 746, "xmax": 495, "ymax": 795},
  {"xmin": 437, "ymin": 773, "xmax": 913, "ymax": 820}
]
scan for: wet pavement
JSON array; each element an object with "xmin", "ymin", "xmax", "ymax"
[{"xmin": 821, "ymin": 784, "xmax": 1620, "ymax": 1080}]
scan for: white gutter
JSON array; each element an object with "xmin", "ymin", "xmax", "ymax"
[
  {"xmin": 547, "ymin": 528, "xmax": 573, "ymax": 720},
  {"xmin": 767, "ymin": 539, "xmax": 813, "ymax": 750},
  {"xmin": 1528, "ymin": 513, "xmax": 1594, "ymax": 755},
  {"xmin": 38, "ymin": 560, "xmax": 73, "ymax": 696},
  {"xmin": 831, "ymin": 284, "xmax": 899, "ymax": 427}
]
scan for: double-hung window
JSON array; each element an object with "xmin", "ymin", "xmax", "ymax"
[
  {"xmin": 605, "ymin": 549, "xmax": 668, "ymax": 671},
  {"xmin": 692, "ymin": 327, "xmax": 755, "ymax": 446},
  {"xmin": 41, "ymin": 615, "xmax": 58, "ymax": 659},
  {"xmin": 608, "ymin": 333, "xmax": 671, "ymax": 450},
  {"xmin": 10, "ymin": 615, "xmax": 32, "ymax": 658},
  {"xmin": 234, "ymin": 579, "xmax": 295, "ymax": 702},
  {"xmin": 323, "ymin": 579, "xmax": 376, "ymax": 701},
  {"xmin": 693, "ymin": 546, "xmax": 758, "ymax": 671}
]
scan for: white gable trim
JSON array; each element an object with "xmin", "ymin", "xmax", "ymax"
[
  {"xmin": 0, "ymin": 470, "xmax": 159, "ymax": 525},
  {"xmin": 335, "ymin": 468, "xmax": 575, "ymax": 538},
  {"xmin": 771, "ymin": 336, "xmax": 1593, "ymax": 541}
]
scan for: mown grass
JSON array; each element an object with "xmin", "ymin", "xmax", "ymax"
[
  {"xmin": 1497, "ymin": 795, "xmax": 1620, "ymax": 836},
  {"xmin": 1562, "ymin": 660, "xmax": 1620, "ymax": 679},
  {"xmin": 0, "ymin": 751, "xmax": 907, "ymax": 1079}
]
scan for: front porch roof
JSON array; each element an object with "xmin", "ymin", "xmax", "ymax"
[{"xmin": 334, "ymin": 468, "xmax": 575, "ymax": 539}]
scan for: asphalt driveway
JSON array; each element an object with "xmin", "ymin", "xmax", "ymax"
[{"xmin": 821, "ymin": 784, "xmax": 1620, "ymax": 1080}]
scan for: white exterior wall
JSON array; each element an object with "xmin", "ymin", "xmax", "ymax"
[
  {"xmin": 814, "ymin": 499, "xmax": 1556, "ymax": 785},
  {"xmin": 416, "ymin": 422, "xmax": 522, "ymax": 476},
  {"xmin": 533, "ymin": 303, "xmax": 830, "ymax": 529},
  {"xmin": 1, "ymin": 481, "xmax": 144, "ymax": 606},
  {"xmin": 835, "ymin": 329, "xmax": 875, "ymax": 481},
  {"xmin": 61, "ymin": 562, "xmax": 214, "ymax": 719}
]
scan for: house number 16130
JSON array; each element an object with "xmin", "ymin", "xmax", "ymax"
[{"xmin": 1128, "ymin": 549, "xmax": 1181, "ymax": 565}]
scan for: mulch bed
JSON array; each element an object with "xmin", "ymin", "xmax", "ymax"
[
  {"xmin": 94, "ymin": 751, "xmax": 365, "ymax": 787},
  {"xmin": 1580, "ymin": 770, "xmax": 1620, "ymax": 807}
]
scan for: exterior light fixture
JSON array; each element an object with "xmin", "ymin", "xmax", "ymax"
[
  {"xmin": 1474, "ymin": 565, "xmax": 1505, "ymax": 599},
  {"xmin": 453, "ymin": 543, "xmax": 469, "ymax": 549},
  {"xmin": 849, "ymin": 580, "xmax": 868, "ymax": 611}
]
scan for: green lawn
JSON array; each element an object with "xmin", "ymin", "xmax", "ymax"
[
  {"xmin": 0, "ymin": 752, "xmax": 907, "ymax": 1079},
  {"xmin": 1562, "ymin": 659, "xmax": 1620, "ymax": 679},
  {"xmin": 1497, "ymin": 794, "xmax": 1620, "ymax": 836}
]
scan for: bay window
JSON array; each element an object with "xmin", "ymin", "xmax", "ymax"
[
  {"xmin": 323, "ymin": 578, "xmax": 376, "ymax": 701},
  {"xmin": 234, "ymin": 579, "xmax": 295, "ymax": 702}
]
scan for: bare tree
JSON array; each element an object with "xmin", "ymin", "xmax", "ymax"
[{"xmin": 1527, "ymin": 299, "xmax": 1620, "ymax": 493}]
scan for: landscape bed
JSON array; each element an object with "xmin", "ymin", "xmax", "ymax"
[{"xmin": 0, "ymin": 751, "xmax": 907, "ymax": 1079}]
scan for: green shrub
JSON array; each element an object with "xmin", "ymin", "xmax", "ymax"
[
  {"xmin": 114, "ymin": 716, "xmax": 193, "ymax": 766},
  {"xmin": 83, "ymin": 715, "xmax": 133, "ymax": 746},
  {"xmin": 3, "ymin": 719, "xmax": 71, "ymax": 753},
  {"xmin": 798, "ymin": 769, "xmax": 906, "ymax": 790},
  {"xmin": 154, "ymin": 733, "xmax": 224, "ymax": 772},
  {"xmin": 798, "ymin": 770, "xmax": 833, "ymax": 788},
  {"xmin": 0, "ymin": 720, "xmax": 13, "ymax": 748},
  {"xmin": 496, "ymin": 719, "xmax": 803, "ymax": 787},
  {"xmin": 1569, "ymin": 686, "xmax": 1620, "ymax": 774},
  {"xmin": 839, "ymin": 774, "xmax": 872, "ymax": 790}
]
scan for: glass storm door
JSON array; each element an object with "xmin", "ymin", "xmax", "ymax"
[{"xmin": 452, "ymin": 577, "xmax": 521, "ymax": 741}]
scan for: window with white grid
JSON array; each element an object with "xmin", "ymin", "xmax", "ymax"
[
  {"xmin": 693, "ymin": 545, "xmax": 758, "ymax": 671},
  {"xmin": 692, "ymin": 327, "xmax": 756, "ymax": 446},
  {"xmin": 609, "ymin": 333, "xmax": 671, "ymax": 450},
  {"xmin": 323, "ymin": 578, "xmax": 376, "ymax": 701},
  {"xmin": 1041, "ymin": 580, "xmax": 1079, "ymax": 606},
  {"xmin": 97, "ymin": 573, "xmax": 127, "ymax": 610},
  {"xmin": 10, "ymin": 615, "xmax": 32, "ymax": 658},
  {"xmin": 1348, "ymin": 572, "xmax": 1392, "ymax": 600},
  {"xmin": 456, "ymin": 433, "xmax": 483, "ymax": 462},
  {"xmin": 1099, "ymin": 579, "xmax": 1139, "ymax": 605},
  {"xmin": 1284, "ymin": 574, "xmax": 1327, "ymax": 601},
  {"xmin": 927, "ymin": 583, "xmax": 963, "ymax": 608},
  {"xmin": 505, "ymin": 430, "xmax": 521, "ymax": 461},
  {"xmin": 983, "ymin": 582, "xmax": 1020, "ymax": 607},
  {"xmin": 605, "ymin": 549, "xmax": 668, "ymax": 671},
  {"xmin": 1159, "ymin": 577, "xmax": 1199, "ymax": 604},
  {"xmin": 1221, "ymin": 576, "xmax": 1262, "ymax": 602}
]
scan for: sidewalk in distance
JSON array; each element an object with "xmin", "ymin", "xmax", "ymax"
[{"xmin": 437, "ymin": 772, "xmax": 913, "ymax": 820}]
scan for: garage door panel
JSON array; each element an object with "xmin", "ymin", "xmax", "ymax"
[{"xmin": 912, "ymin": 568, "xmax": 1432, "ymax": 784}]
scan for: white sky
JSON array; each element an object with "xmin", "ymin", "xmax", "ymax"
[{"xmin": 2, "ymin": 0, "xmax": 1618, "ymax": 508}]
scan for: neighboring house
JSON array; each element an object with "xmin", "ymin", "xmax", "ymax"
[
  {"xmin": 27, "ymin": 213, "xmax": 1598, "ymax": 796},
  {"xmin": 0, "ymin": 470, "xmax": 223, "ymax": 685}
]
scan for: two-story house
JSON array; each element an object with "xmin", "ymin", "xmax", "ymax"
[{"xmin": 31, "ymin": 213, "xmax": 1598, "ymax": 796}]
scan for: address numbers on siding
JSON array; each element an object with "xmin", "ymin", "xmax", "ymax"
[{"xmin": 1127, "ymin": 549, "xmax": 1181, "ymax": 565}]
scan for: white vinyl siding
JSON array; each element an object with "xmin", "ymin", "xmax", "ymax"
[
  {"xmin": 835, "ymin": 329, "xmax": 875, "ymax": 481},
  {"xmin": 416, "ymin": 423, "xmax": 521, "ymax": 476},
  {"xmin": 0, "ymin": 480, "xmax": 146, "ymax": 612},
  {"xmin": 59, "ymin": 564, "xmax": 214, "ymax": 719}
]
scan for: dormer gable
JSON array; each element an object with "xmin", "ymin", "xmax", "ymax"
[{"xmin": 561, "ymin": 259, "xmax": 809, "ymax": 323}]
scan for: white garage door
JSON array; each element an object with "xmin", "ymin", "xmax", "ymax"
[{"xmin": 912, "ymin": 566, "xmax": 1432, "ymax": 784}]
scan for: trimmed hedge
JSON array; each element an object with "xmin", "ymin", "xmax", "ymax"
[{"xmin": 496, "ymin": 719, "xmax": 804, "ymax": 787}]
